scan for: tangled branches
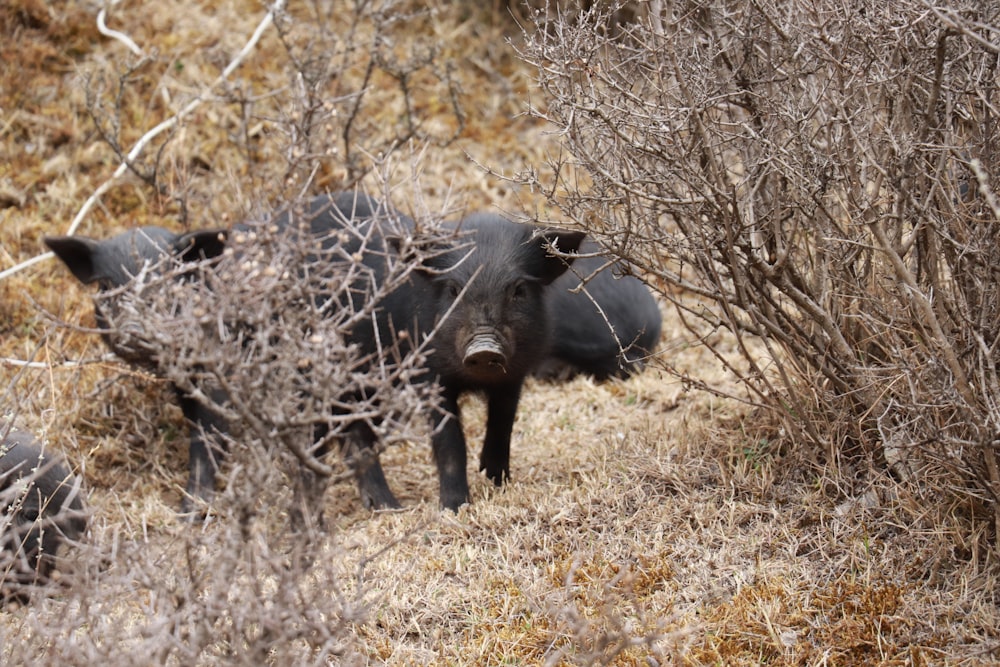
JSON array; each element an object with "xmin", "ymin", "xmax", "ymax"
[
  {"xmin": 520, "ymin": 0, "xmax": 1000, "ymax": 541},
  {"xmin": 99, "ymin": 192, "xmax": 448, "ymax": 522}
]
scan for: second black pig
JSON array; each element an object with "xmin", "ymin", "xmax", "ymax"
[
  {"xmin": 45, "ymin": 210, "xmax": 405, "ymax": 513},
  {"xmin": 45, "ymin": 228, "xmax": 231, "ymax": 513},
  {"xmin": 539, "ymin": 241, "xmax": 661, "ymax": 380}
]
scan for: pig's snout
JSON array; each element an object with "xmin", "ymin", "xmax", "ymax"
[
  {"xmin": 463, "ymin": 334, "xmax": 507, "ymax": 373},
  {"xmin": 103, "ymin": 316, "xmax": 155, "ymax": 365}
]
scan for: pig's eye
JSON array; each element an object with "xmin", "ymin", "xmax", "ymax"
[
  {"xmin": 447, "ymin": 283, "xmax": 461, "ymax": 299},
  {"xmin": 511, "ymin": 282, "xmax": 528, "ymax": 299}
]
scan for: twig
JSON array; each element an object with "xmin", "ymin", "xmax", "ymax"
[
  {"xmin": 0, "ymin": 252, "xmax": 53, "ymax": 282},
  {"xmin": 1, "ymin": 355, "xmax": 118, "ymax": 370}
]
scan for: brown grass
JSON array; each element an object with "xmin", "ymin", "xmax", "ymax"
[{"xmin": 2, "ymin": 0, "xmax": 1000, "ymax": 664}]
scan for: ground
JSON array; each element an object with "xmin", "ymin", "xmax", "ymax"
[{"xmin": 2, "ymin": 0, "xmax": 999, "ymax": 664}]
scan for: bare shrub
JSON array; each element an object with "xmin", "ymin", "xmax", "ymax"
[
  {"xmin": 501, "ymin": 0, "xmax": 657, "ymax": 33},
  {"xmin": 81, "ymin": 0, "xmax": 463, "ymax": 222},
  {"xmin": 3, "ymin": 230, "xmax": 430, "ymax": 659},
  {"xmin": 517, "ymin": 1, "xmax": 1000, "ymax": 541},
  {"xmin": 101, "ymin": 186, "xmax": 449, "ymax": 520},
  {"xmin": 3, "ymin": 454, "xmax": 373, "ymax": 665}
]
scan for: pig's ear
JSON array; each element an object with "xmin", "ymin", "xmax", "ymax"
[
  {"xmin": 44, "ymin": 236, "xmax": 102, "ymax": 285},
  {"xmin": 534, "ymin": 229, "xmax": 586, "ymax": 284},
  {"xmin": 174, "ymin": 229, "xmax": 228, "ymax": 262}
]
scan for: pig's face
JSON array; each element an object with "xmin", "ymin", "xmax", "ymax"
[
  {"xmin": 425, "ymin": 215, "xmax": 584, "ymax": 386},
  {"xmin": 45, "ymin": 227, "xmax": 227, "ymax": 364}
]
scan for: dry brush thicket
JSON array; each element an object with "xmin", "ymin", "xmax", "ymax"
[
  {"xmin": 520, "ymin": 0, "xmax": 1000, "ymax": 542},
  {"xmin": 102, "ymin": 193, "xmax": 449, "ymax": 514}
]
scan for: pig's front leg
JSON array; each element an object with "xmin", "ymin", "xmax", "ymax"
[
  {"xmin": 479, "ymin": 382, "xmax": 522, "ymax": 486},
  {"xmin": 176, "ymin": 391, "xmax": 227, "ymax": 515}
]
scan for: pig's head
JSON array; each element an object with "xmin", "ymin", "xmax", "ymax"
[
  {"xmin": 45, "ymin": 227, "xmax": 227, "ymax": 364},
  {"xmin": 424, "ymin": 214, "xmax": 585, "ymax": 385}
]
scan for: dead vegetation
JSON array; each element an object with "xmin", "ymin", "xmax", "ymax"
[
  {"xmin": 519, "ymin": 0, "xmax": 1000, "ymax": 553},
  {"xmin": 2, "ymin": 0, "xmax": 1000, "ymax": 664}
]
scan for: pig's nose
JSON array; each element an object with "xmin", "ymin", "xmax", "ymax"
[{"xmin": 464, "ymin": 335, "xmax": 507, "ymax": 372}]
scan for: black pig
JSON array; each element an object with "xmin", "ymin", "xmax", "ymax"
[
  {"xmin": 46, "ymin": 228, "xmax": 231, "ymax": 513},
  {"xmin": 45, "ymin": 216, "xmax": 401, "ymax": 512},
  {"xmin": 2, "ymin": 428, "xmax": 87, "ymax": 599},
  {"xmin": 223, "ymin": 195, "xmax": 585, "ymax": 510},
  {"xmin": 416, "ymin": 211, "xmax": 585, "ymax": 509},
  {"xmin": 311, "ymin": 197, "xmax": 585, "ymax": 510},
  {"xmin": 540, "ymin": 241, "xmax": 661, "ymax": 380}
]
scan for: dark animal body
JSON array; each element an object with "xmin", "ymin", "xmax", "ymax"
[
  {"xmin": 396, "ymin": 208, "xmax": 585, "ymax": 509},
  {"xmin": 540, "ymin": 241, "xmax": 661, "ymax": 380},
  {"xmin": 281, "ymin": 195, "xmax": 586, "ymax": 510},
  {"xmin": 1, "ymin": 428, "xmax": 87, "ymax": 599},
  {"xmin": 45, "ymin": 193, "xmax": 588, "ymax": 511}
]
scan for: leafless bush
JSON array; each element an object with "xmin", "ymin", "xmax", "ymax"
[
  {"xmin": 3, "ymin": 245, "xmax": 426, "ymax": 660},
  {"xmin": 82, "ymin": 0, "xmax": 463, "ymax": 222},
  {"xmin": 3, "ymin": 478, "xmax": 372, "ymax": 665},
  {"xmin": 76, "ymin": 0, "xmax": 462, "ymax": 520},
  {"xmin": 518, "ymin": 1, "xmax": 1000, "ymax": 541},
  {"xmin": 59, "ymin": 0, "xmax": 477, "ymax": 499},
  {"xmin": 260, "ymin": 0, "xmax": 464, "ymax": 193},
  {"xmin": 101, "ymin": 187, "xmax": 449, "ymax": 521},
  {"xmin": 503, "ymin": 0, "xmax": 657, "ymax": 33},
  {"xmin": 3, "ymin": 185, "xmax": 448, "ymax": 663}
]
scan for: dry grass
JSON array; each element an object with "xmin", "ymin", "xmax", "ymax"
[{"xmin": 2, "ymin": 0, "xmax": 1000, "ymax": 664}]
